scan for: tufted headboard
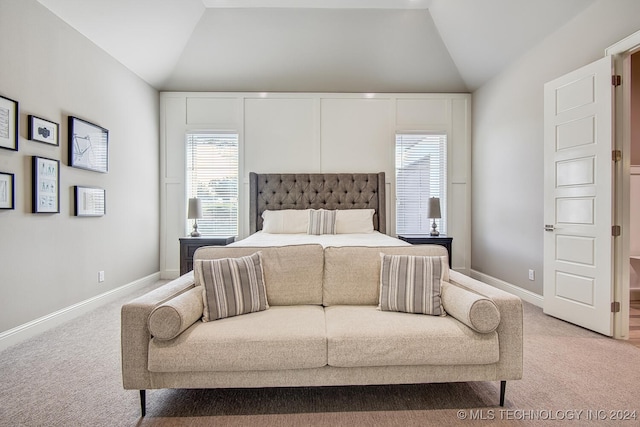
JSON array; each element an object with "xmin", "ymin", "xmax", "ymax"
[{"xmin": 249, "ymin": 172, "xmax": 386, "ymax": 234}]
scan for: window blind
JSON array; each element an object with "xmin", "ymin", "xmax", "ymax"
[
  {"xmin": 186, "ymin": 132, "xmax": 238, "ymax": 237},
  {"xmin": 395, "ymin": 133, "xmax": 447, "ymax": 235}
]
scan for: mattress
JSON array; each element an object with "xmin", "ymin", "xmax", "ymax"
[{"xmin": 230, "ymin": 231, "xmax": 410, "ymax": 248}]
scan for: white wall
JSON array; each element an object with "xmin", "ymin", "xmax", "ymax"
[
  {"xmin": 160, "ymin": 92, "xmax": 470, "ymax": 278},
  {"xmin": 0, "ymin": 1, "xmax": 160, "ymax": 335},
  {"xmin": 472, "ymin": 0, "xmax": 640, "ymax": 297}
]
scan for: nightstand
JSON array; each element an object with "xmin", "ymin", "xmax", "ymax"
[
  {"xmin": 179, "ymin": 236, "xmax": 235, "ymax": 275},
  {"xmin": 397, "ymin": 234, "xmax": 453, "ymax": 268}
]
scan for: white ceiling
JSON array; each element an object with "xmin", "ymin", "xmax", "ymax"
[{"xmin": 36, "ymin": 0, "xmax": 596, "ymax": 92}]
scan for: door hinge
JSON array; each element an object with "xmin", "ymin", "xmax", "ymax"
[
  {"xmin": 612, "ymin": 75, "xmax": 621, "ymax": 86},
  {"xmin": 612, "ymin": 225, "xmax": 621, "ymax": 237},
  {"xmin": 612, "ymin": 150, "xmax": 622, "ymax": 162},
  {"xmin": 611, "ymin": 301, "xmax": 621, "ymax": 313}
]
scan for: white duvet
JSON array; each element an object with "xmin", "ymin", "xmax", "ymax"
[{"xmin": 231, "ymin": 231, "xmax": 410, "ymax": 248}]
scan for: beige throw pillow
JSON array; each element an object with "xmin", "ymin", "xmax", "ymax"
[
  {"xmin": 196, "ymin": 252, "xmax": 269, "ymax": 322},
  {"xmin": 441, "ymin": 281, "xmax": 501, "ymax": 333},
  {"xmin": 378, "ymin": 254, "xmax": 447, "ymax": 316},
  {"xmin": 307, "ymin": 209, "xmax": 337, "ymax": 235},
  {"xmin": 147, "ymin": 287, "xmax": 203, "ymax": 340}
]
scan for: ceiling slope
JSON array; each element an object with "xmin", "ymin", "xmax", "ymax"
[
  {"xmin": 36, "ymin": 0, "xmax": 596, "ymax": 92},
  {"xmin": 163, "ymin": 8, "xmax": 466, "ymax": 92},
  {"xmin": 201, "ymin": 0, "xmax": 432, "ymax": 8},
  {"xmin": 428, "ymin": 0, "xmax": 596, "ymax": 90},
  {"xmin": 37, "ymin": 0, "xmax": 206, "ymax": 88}
]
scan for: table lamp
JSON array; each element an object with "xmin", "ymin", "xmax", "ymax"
[
  {"xmin": 188, "ymin": 198, "xmax": 203, "ymax": 237},
  {"xmin": 428, "ymin": 197, "xmax": 441, "ymax": 236}
]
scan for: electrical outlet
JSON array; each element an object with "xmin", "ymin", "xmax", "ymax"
[
  {"xmin": 528, "ymin": 269, "xmax": 535, "ymax": 281},
  {"xmin": 98, "ymin": 271, "xmax": 105, "ymax": 283}
]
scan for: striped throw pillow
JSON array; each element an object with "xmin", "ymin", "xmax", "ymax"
[
  {"xmin": 379, "ymin": 254, "xmax": 447, "ymax": 316},
  {"xmin": 196, "ymin": 252, "xmax": 269, "ymax": 322},
  {"xmin": 307, "ymin": 209, "xmax": 337, "ymax": 235}
]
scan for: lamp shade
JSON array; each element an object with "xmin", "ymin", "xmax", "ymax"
[
  {"xmin": 187, "ymin": 198, "xmax": 203, "ymax": 219},
  {"xmin": 427, "ymin": 197, "xmax": 441, "ymax": 219}
]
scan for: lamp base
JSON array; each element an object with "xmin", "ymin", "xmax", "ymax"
[
  {"xmin": 190, "ymin": 221, "xmax": 200, "ymax": 237},
  {"xmin": 430, "ymin": 219, "xmax": 440, "ymax": 236}
]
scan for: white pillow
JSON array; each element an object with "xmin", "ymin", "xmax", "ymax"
[
  {"xmin": 261, "ymin": 209, "xmax": 309, "ymax": 233},
  {"xmin": 335, "ymin": 209, "xmax": 375, "ymax": 234}
]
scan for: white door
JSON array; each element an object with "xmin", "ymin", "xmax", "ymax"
[{"xmin": 543, "ymin": 56, "xmax": 615, "ymax": 336}]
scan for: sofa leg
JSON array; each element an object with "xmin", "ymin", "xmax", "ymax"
[
  {"xmin": 499, "ymin": 381, "xmax": 506, "ymax": 406},
  {"xmin": 140, "ymin": 390, "xmax": 146, "ymax": 417}
]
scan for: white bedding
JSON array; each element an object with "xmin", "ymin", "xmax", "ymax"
[{"xmin": 231, "ymin": 231, "xmax": 410, "ymax": 248}]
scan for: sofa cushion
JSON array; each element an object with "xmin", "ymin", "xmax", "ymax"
[
  {"xmin": 148, "ymin": 306, "xmax": 327, "ymax": 372},
  {"xmin": 441, "ymin": 281, "xmax": 501, "ymax": 333},
  {"xmin": 323, "ymin": 245, "xmax": 449, "ymax": 306},
  {"xmin": 147, "ymin": 287, "xmax": 203, "ymax": 340},
  {"xmin": 325, "ymin": 305, "xmax": 499, "ymax": 367},
  {"xmin": 196, "ymin": 252, "xmax": 268, "ymax": 322},
  {"xmin": 379, "ymin": 254, "xmax": 447, "ymax": 316},
  {"xmin": 194, "ymin": 245, "xmax": 324, "ymax": 306}
]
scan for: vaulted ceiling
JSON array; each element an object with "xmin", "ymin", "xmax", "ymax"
[{"xmin": 37, "ymin": 0, "xmax": 596, "ymax": 92}]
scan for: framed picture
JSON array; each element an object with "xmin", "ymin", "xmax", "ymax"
[
  {"xmin": 68, "ymin": 116, "xmax": 108, "ymax": 173},
  {"xmin": 0, "ymin": 95, "xmax": 18, "ymax": 151},
  {"xmin": 0, "ymin": 172, "xmax": 15, "ymax": 210},
  {"xmin": 74, "ymin": 186, "xmax": 105, "ymax": 217},
  {"xmin": 28, "ymin": 115, "xmax": 59, "ymax": 146},
  {"xmin": 32, "ymin": 156, "xmax": 60, "ymax": 214}
]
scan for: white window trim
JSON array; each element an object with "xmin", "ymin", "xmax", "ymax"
[
  {"xmin": 395, "ymin": 131, "xmax": 447, "ymax": 235},
  {"xmin": 185, "ymin": 131, "xmax": 239, "ymax": 237}
]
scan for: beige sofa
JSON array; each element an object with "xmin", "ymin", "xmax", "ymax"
[{"xmin": 121, "ymin": 244, "xmax": 523, "ymax": 416}]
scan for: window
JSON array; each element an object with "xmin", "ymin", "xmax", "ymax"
[
  {"xmin": 186, "ymin": 132, "xmax": 239, "ymax": 237},
  {"xmin": 395, "ymin": 133, "xmax": 447, "ymax": 235}
]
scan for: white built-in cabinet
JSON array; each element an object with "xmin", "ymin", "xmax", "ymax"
[{"xmin": 160, "ymin": 92, "xmax": 471, "ymax": 279}]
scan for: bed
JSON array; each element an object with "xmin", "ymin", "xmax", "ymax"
[{"xmin": 234, "ymin": 172, "xmax": 408, "ymax": 247}]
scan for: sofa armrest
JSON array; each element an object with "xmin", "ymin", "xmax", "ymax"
[
  {"xmin": 448, "ymin": 270, "xmax": 523, "ymax": 381},
  {"xmin": 121, "ymin": 272, "xmax": 195, "ymax": 390}
]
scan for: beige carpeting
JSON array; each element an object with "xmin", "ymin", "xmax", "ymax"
[{"xmin": 1, "ymin": 281, "xmax": 640, "ymax": 427}]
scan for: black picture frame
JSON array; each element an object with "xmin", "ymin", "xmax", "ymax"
[
  {"xmin": 0, "ymin": 172, "xmax": 15, "ymax": 210},
  {"xmin": 32, "ymin": 156, "xmax": 60, "ymax": 214},
  {"xmin": 74, "ymin": 186, "xmax": 106, "ymax": 217},
  {"xmin": 0, "ymin": 94, "xmax": 18, "ymax": 151},
  {"xmin": 68, "ymin": 116, "xmax": 108, "ymax": 173},
  {"xmin": 28, "ymin": 115, "xmax": 59, "ymax": 146}
]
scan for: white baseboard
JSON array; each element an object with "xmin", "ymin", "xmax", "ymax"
[
  {"xmin": 161, "ymin": 269, "xmax": 180, "ymax": 280},
  {"xmin": 470, "ymin": 269, "xmax": 544, "ymax": 308},
  {"xmin": 0, "ymin": 272, "xmax": 160, "ymax": 352}
]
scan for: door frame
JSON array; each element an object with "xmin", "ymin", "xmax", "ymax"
[{"xmin": 606, "ymin": 30, "xmax": 640, "ymax": 339}]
